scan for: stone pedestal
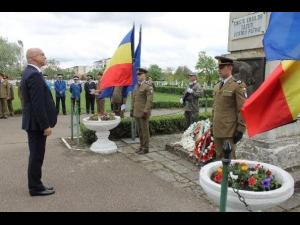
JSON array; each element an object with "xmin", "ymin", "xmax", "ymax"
[{"xmin": 237, "ymin": 119, "xmax": 300, "ymax": 169}]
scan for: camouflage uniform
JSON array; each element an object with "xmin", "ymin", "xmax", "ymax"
[{"xmin": 182, "ymin": 81, "xmax": 203, "ymax": 127}]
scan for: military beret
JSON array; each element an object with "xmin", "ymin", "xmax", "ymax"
[
  {"xmin": 137, "ymin": 68, "xmax": 148, "ymax": 74},
  {"xmin": 215, "ymin": 56, "xmax": 234, "ymax": 65}
]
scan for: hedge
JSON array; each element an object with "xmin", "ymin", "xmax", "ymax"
[
  {"xmin": 80, "ymin": 112, "xmax": 211, "ymax": 144},
  {"xmin": 155, "ymin": 86, "xmax": 213, "ymax": 98},
  {"xmin": 153, "ymin": 98, "xmax": 213, "ymax": 109}
]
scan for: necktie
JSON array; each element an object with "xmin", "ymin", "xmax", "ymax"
[{"xmin": 219, "ymin": 81, "xmax": 224, "ymax": 89}]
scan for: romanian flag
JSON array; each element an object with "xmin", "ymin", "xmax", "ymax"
[
  {"xmin": 123, "ymin": 26, "xmax": 142, "ymax": 98},
  {"xmin": 100, "ymin": 26, "xmax": 134, "ymax": 90},
  {"xmin": 241, "ymin": 60, "xmax": 300, "ymax": 137}
]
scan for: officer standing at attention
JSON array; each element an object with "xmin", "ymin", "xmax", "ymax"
[
  {"xmin": 212, "ymin": 56, "xmax": 247, "ymax": 159},
  {"xmin": 70, "ymin": 75, "xmax": 82, "ymax": 114},
  {"xmin": 130, "ymin": 68, "xmax": 154, "ymax": 155},
  {"xmin": 180, "ymin": 72, "xmax": 203, "ymax": 127},
  {"xmin": 54, "ymin": 74, "xmax": 67, "ymax": 115},
  {"xmin": 84, "ymin": 74, "xmax": 96, "ymax": 114},
  {"xmin": 0, "ymin": 72, "xmax": 10, "ymax": 119}
]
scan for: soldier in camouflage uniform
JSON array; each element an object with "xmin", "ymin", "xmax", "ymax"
[
  {"xmin": 180, "ymin": 72, "xmax": 203, "ymax": 127},
  {"xmin": 212, "ymin": 56, "xmax": 247, "ymax": 159},
  {"xmin": 130, "ymin": 68, "xmax": 154, "ymax": 155},
  {"xmin": 0, "ymin": 73, "xmax": 10, "ymax": 119}
]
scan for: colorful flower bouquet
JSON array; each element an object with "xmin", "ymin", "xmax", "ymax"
[{"xmin": 211, "ymin": 162, "xmax": 282, "ymax": 191}]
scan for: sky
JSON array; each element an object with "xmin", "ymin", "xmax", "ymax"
[{"xmin": 0, "ymin": 12, "xmax": 230, "ymax": 71}]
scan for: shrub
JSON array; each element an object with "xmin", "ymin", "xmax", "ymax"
[{"xmin": 155, "ymin": 86, "xmax": 214, "ymax": 98}]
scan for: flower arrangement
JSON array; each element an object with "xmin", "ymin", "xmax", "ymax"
[
  {"xmin": 100, "ymin": 112, "xmax": 116, "ymax": 121},
  {"xmin": 176, "ymin": 119, "xmax": 216, "ymax": 163},
  {"xmin": 211, "ymin": 162, "xmax": 282, "ymax": 191},
  {"xmin": 88, "ymin": 114, "xmax": 99, "ymax": 121},
  {"xmin": 88, "ymin": 112, "xmax": 116, "ymax": 121}
]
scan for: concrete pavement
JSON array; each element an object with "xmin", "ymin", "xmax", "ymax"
[{"xmin": 0, "ymin": 114, "xmax": 215, "ymax": 212}]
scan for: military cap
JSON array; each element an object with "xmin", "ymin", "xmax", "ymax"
[
  {"xmin": 87, "ymin": 74, "xmax": 93, "ymax": 78},
  {"xmin": 188, "ymin": 72, "xmax": 197, "ymax": 76},
  {"xmin": 73, "ymin": 75, "xmax": 79, "ymax": 79},
  {"xmin": 137, "ymin": 68, "xmax": 148, "ymax": 74},
  {"xmin": 57, "ymin": 74, "xmax": 63, "ymax": 78},
  {"xmin": 215, "ymin": 56, "xmax": 234, "ymax": 65},
  {"xmin": 43, "ymin": 74, "xmax": 48, "ymax": 77}
]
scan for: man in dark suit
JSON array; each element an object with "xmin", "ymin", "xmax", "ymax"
[
  {"xmin": 84, "ymin": 74, "xmax": 96, "ymax": 114},
  {"xmin": 21, "ymin": 48, "xmax": 57, "ymax": 196}
]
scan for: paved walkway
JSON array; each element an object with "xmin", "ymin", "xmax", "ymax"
[
  {"xmin": 1, "ymin": 110, "xmax": 299, "ymax": 212},
  {"xmin": 0, "ymin": 114, "xmax": 215, "ymax": 212}
]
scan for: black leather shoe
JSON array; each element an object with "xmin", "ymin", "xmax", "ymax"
[
  {"xmin": 135, "ymin": 148, "xmax": 142, "ymax": 153},
  {"xmin": 30, "ymin": 189, "xmax": 55, "ymax": 196},
  {"xmin": 44, "ymin": 186, "xmax": 54, "ymax": 190},
  {"xmin": 137, "ymin": 149, "xmax": 149, "ymax": 155}
]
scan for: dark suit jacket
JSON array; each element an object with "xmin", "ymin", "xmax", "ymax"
[{"xmin": 21, "ymin": 65, "xmax": 57, "ymax": 131}]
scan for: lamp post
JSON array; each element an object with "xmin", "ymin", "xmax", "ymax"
[{"xmin": 219, "ymin": 140, "xmax": 232, "ymax": 212}]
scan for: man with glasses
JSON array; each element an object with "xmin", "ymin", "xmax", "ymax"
[
  {"xmin": 130, "ymin": 68, "xmax": 154, "ymax": 155},
  {"xmin": 211, "ymin": 56, "xmax": 247, "ymax": 159}
]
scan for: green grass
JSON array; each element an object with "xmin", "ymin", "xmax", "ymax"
[{"xmin": 12, "ymin": 87, "xmax": 181, "ymax": 114}]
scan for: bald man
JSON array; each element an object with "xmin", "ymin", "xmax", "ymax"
[{"xmin": 21, "ymin": 48, "xmax": 57, "ymax": 196}]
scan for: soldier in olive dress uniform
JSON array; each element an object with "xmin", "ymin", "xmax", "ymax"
[
  {"xmin": 0, "ymin": 73, "xmax": 10, "ymax": 119},
  {"xmin": 130, "ymin": 68, "xmax": 154, "ymax": 155},
  {"xmin": 212, "ymin": 56, "xmax": 247, "ymax": 159}
]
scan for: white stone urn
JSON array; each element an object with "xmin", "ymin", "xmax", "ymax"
[
  {"xmin": 199, "ymin": 159, "xmax": 294, "ymax": 212},
  {"xmin": 82, "ymin": 116, "xmax": 121, "ymax": 154}
]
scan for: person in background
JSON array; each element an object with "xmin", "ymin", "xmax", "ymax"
[
  {"xmin": 0, "ymin": 72, "xmax": 9, "ymax": 119},
  {"xmin": 4, "ymin": 75, "xmax": 14, "ymax": 116},
  {"xmin": 43, "ymin": 74, "xmax": 52, "ymax": 91},
  {"xmin": 70, "ymin": 75, "xmax": 82, "ymax": 114},
  {"xmin": 95, "ymin": 71, "xmax": 105, "ymax": 115},
  {"xmin": 180, "ymin": 72, "xmax": 203, "ymax": 127},
  {"xmin": 84, "ymin": 74, "xmax": 96, "ymax": 114},
  {"xmin": 111, "ymin": 86, "xmax": 126, "ymax": 118},
  {"xmin": 54, "ymin": 74, "xmax": 67, "ymax": 115}
]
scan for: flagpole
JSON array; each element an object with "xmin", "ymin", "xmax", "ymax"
[{"xmin": 131, "ymin": 22, "xmax": 136, "ymax": 141}]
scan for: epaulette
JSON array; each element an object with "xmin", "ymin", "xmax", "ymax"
[{"xmin": 233, "ymin": 78, "xmax": 242, "ymax": 84}]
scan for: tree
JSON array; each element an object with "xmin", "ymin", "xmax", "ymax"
[
  {"xmin": 147, "ymin": 64, "xmax": 163, "ymax": 81},
  {"xmin": 42, "ymin": 59, "xmax": 63, "ymax": 79},
  {"xmin": 0, "ymin": 37, "xmax": 22, "ymax": 79},
  {"xmin": 174, "ymin": 65, "xmax": 192, "ymax": 82},
  {"xmin": 195, "ymin": 51, "xmax": 219, "ymax": 86},
  {"xmin": 163, "ymin": 67, "xmax": 175, "ymax": 83}
]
